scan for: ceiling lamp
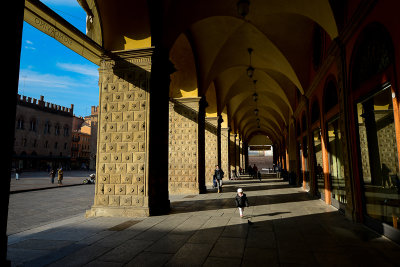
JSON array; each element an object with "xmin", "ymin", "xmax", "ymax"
[
  {"xmin": 252, "ymin": 80, "xmax": 258, "ymax": 101},
  {"xmin": 256, "ymin": 118, "xmax": 260, "ymax": 123},
  {"xmin": 237, "ymin": 0, "xmax": 250, "ymax": 18},
  {"xmin": 254, "ymin": 108, "xmax": 259, "ymax": 116},
  {"xmin": 247, "ymin": 48, "xmax": 254, "ymax": 78},
  {"xmin": 252, "ymin": 92, "xmax": 258, "ymax": 102}
]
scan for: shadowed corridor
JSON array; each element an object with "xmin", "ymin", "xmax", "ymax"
[{"xmin": 7, "ymin": 176, "xmax": 400, "ymax": 266}]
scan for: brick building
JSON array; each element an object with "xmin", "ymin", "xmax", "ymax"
[
  {"xmin": 13, "ymin": 95, "xmax": 73, "ymax": 171},
  {"xmin": 71, "ymin": 107, "xmax": 98, "ymax": 170}
]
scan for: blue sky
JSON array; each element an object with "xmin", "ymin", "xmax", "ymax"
[{"xmin": 18, "ymin": 0, "xmax": 99, "ymax": 117}]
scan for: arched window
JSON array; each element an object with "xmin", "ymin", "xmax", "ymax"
[
  {"xmin": 324, "ymin": 80, "xmax": 338, "ymax": 114},
  {"xmin": 310, "ymin": 100, "xmax": 320, "ymax": 124},
  {"xmin": 351, "ymin": 22, "xmax": 394, "ymax": 90},
  {"xmin": 312, "ymin": 24, "xmax": 324, "ymax": 70}
]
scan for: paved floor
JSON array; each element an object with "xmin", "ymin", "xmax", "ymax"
[
  {"xmin": 7, "ymin": 177, "xmax": 400, "ymax": 266},
  {"xmin": 10, "ymin": 171, "xmax": 93, "ymax": 193},
  {"xmin": 7, "ymin": 185, "xmax": 96, "ymax": 235}
]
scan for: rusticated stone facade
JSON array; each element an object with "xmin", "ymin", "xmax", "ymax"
[
  {"xmin": 229, "ymin": 133, "xmax": 236, "ymax": 176},
  {"xmin": 168, "ymin": 97, "xmax": 205, "ymax": 194},
  {"xmin": 87, "ymin": 50, "xmax": 153, "ymax": 217},
  {"xmin": 205, "ymin": 117, "xmax": 219, "ymax": 186},
  {"xmin": 221, "ymin": 127, "xmax": 229, "ymax": 179}
]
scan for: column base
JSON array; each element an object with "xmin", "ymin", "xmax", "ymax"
[{"xmin": 86, "ymin": 206, "xmax": 150, "ymax": 218}]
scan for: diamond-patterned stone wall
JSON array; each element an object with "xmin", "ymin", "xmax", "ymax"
[
  {"xmin": 168, "ymin": 98, "xmax": 202, "ymax": 194},
  {"xmin": 205, "ymin": 117, "xmax": 218, "ymax": 186},
  {"xmin": 87, "ymin": 53, "xmax": 153, "ymax": 217}
]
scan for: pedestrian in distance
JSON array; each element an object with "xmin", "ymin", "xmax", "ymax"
[
  {"xmin": 252, "ymin": 164, "xmax": 258, "ymax": 179},
  {"xmin": 15, "ymin": 168, "xmax": 21, "ymax": 180},
  {"xmin": 57, "ymin": 168, "xmax": 64, "ymax": 186},
  {"xmin": 235, "ymin": 188, "xmax": 249, "ymax": 218},
  {"xmin": 49, "ymin": 168, "xmax": 56, "ymax": 184},
  {"xmin": 214, "ymin": 165, "xmax": 224, "ymax": 193}
]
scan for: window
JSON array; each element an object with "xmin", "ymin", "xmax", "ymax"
[
  {"xmin": 55, "ymin": 124, "xmax": 60, "ymax": 136},
  {"xmin": 30, "ymin": 119, "xmax": 37, "ymax": 132},
  {"xmin": 327, "ymin": 117, "xmax": 346, "ymax": 207},
  {"xmin": 64, "ymin": 126, "xmax": 69, "ymax": 136},
  {"xmin": 313, "ymin": 128, "xmax": 324, "ymax": 199},
  {"xmin": 17, "ymin": 118, "xmax": 24, "ymax": 129},
  {"xmin": 44, "ymin": 121, "xmax": 51, "ymax": 134},
  {"xmin": 356, "ymin": 85, "xmax": 399, "ymax": 227}
]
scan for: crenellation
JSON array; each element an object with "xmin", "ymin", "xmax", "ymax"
[{"xmin": 17, "ymin": 94, "xmax": 74, "ymax": 115}]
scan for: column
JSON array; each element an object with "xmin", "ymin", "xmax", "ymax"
[
  {"xmin": 236, "ymin": 136, "xmax": 240, "ymax": 173},
  {"xmin": 335, "ymin": 39, "xmax": 361, "ymax": 221},
  {"xmin": 205, "ymin": 117, "xmax": 219, "ymax": 187},
  {"xmin": 243, "ymin": 142, "xmax": 249, "ymax": 171},
  {"xmin": 86, "ymin": 48, "xmax": 170, "ymax": 217},
  {"xmin": 221, "ymin": 127, "xmax": 230, "ymax": 180},
  {"xmin": 2, "ymin": 1, "xmax": 24, "ymax": 264},
  {"xmin": 229, "ymin": 132, "xmax": 236, "ymax": 177},
  {"xmin": 168, "ymin": 97, "xmax": 206, "ymax": 194}
]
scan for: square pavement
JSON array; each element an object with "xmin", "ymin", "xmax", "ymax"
[{"xmin": 7, "ymin": 177, "xmax": 400, "ymax": 266}]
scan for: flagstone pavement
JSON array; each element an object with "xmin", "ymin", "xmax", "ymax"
[{"xmin": 7, "ymin": 176, "xmax": 400, "ymax": 266}]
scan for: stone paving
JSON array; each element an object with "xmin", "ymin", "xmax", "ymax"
[
  {"xmin": 10, "ymin": 171, "xmax": 93, "ymax": 193},
  {"xmin": 7, "ymin": 177, "xmax": 400, "ymax": 266}
]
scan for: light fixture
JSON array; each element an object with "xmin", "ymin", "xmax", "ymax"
[
  {"xmin": 247, "ymin": 48, "xmax": 254, "ymax": 78},
  {"xmin": 252, "ymin": 92, "xmax": 258, "ymax": 102},
  {"xmin": 256, "ymin": 118, "xmax": 260, "ymax": 123},
  {"xmin": 237, "ymin": 0, "xmax": 250, "ymax": 18},
  {"xmin": 247, "ymin": 66, "xmax": 254, "ymax": 78},
  {"xmin": 252, "ymin": 80, "xmax": 258, "ymax": 101},
  {"xmin": 254, "ymin": 108, "xmax": 259, "ymax": 116}
]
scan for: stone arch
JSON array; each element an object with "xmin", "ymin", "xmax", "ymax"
[{"xmin": 169, "ymin": 33, "xmax": 199, "ymax": 98}]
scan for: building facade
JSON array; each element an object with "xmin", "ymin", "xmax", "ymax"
[
  {"xmin": 13, "ymin": 95, "xmax": 73, "ymax": 171},
  {"xmin": 71, "ymin": 107, "xmax": 98, "ymax": 170}
]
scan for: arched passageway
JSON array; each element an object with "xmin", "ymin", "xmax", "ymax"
[{"xmin": 5, "ymin": 2, "xmax": 400, "ymax": 264}]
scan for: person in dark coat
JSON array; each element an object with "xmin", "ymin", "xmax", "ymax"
[
  {"xmin": 214, "ymin": 165, "xmax": 224, "ymax": 193},
  {"xmin": 235, "ymin": 188, "xmax": 249, "ymax": 218},
  {"xmin": 49, "ymin": 168, "xmax": 56, "ymax": 184}
]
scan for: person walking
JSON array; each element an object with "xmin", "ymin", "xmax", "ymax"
[
  {"xmin": 235, "ymin": 188, "xmax": 249, "ymax": 218},
  {"xmin": 57, "ymin": 168, "xmax": 64, "ymax": 186},
  {"xmin": 252, "ymin": 164, "xmax": 258, "ymax": 179},
  {"xmin": 214, "ymin": 165, "xmax": 224, "ymax": 193},
  {"xmin": 49, "ymin": 168, "xmax": 56, "ymax": 184}
]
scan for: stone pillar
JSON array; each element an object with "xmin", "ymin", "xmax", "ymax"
[
  {"xmin": 221, "ymin": 127, "xmax": 230, "ymax": 180},
  {"xmin": 321, "ymin": 126, "xmax": 331, "ymax": 204},
  {"xmin": 236, "ymin": 136, "xmax": 241, "ymax": 172},
  {"xmin": 336, "ymin": 39, "xmax": 360, "ymax": 221},
  {"xmin": 86, "ymin": 48, "xmax": 170, "ymax": 217},
  {"xmin": 229, "ymin": 132, "xmax": 236, "ymax": 177},
  {"xmin": 243, "ymin": 142, "xmax": 249, "ymax": 171},
  {"xmin": 168, "ymin": 97, "xmax": 206, "ymax": 194},
  {"xmin": 205, "ymin": 117, "xmax": 219, "ymax": 187}
]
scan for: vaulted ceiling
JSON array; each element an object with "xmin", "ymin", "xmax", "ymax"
[{"xmin": 86, "ymin": 0, "xmax": 339, "ymax": 144}]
